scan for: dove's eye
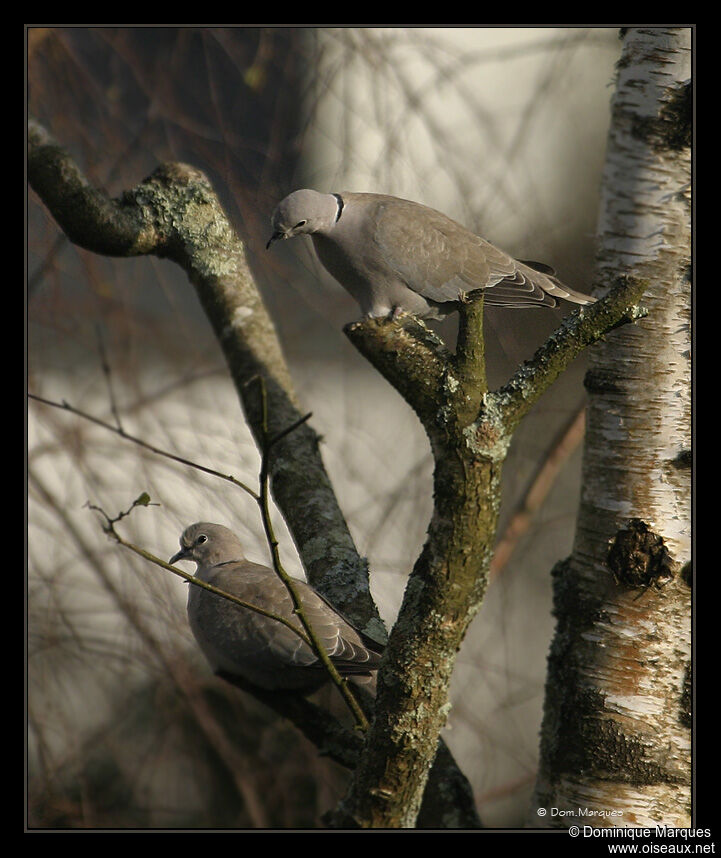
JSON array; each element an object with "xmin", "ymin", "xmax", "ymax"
[
  {"xmin": 293, "ymin": 220, "xmax": 307, "ymax": 229},
  {"xmin": 196, "ymin": 534, "xmax": 208, "ymax": 545}
]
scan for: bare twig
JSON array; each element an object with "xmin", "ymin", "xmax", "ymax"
[
  {"xmin": 28, "ymin": 392, "xmax": 259, "ymax": 499},
  {"xmin": 31, "ymin": 373, "xmax": 369, "ymax": 729},
  {"xmin": 253, "ymin": 377, "xmax": 370, "ymax": 731},
  {"xmin": 94, "ymin": 325, "xmax": 124, "ymax": 432},
  {"xmin": 85, "ymin": 496, "xmax": 314, "ymax": 649},
  {"xmin": 29, "ymin": 469, "xmax": 272, "ymax": 827},
  {"xmin": 46, "ymin": 370, "xmax": 370, "ymax": 731},
  {"xmin": 490, "ymin": 277, "xmax": 649, "ymax": 434}
]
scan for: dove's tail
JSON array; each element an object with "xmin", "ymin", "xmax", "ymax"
[{"xmin": 519, "ymin": 259, "xmax": 597, "ymax": 306}]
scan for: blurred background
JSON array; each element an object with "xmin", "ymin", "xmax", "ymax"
[{"xmin": 27, "ymin": 26, "xmax": 623, "ymax": 829}]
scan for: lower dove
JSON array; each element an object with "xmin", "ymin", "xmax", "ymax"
[
  {"xmin": 267, "ymin": 189, "xmax": 596, "ymax": 320},
  {"xmin": 170, "ymin": 522, "xmax": 381, "ymax": 692}
]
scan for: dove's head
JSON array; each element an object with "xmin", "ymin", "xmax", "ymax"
[
  {"xmin": 266, "ymin": 189, "xmax": 341, "ymax": 248},
  {"xmin": 169, "ymin": 522, "xmax": 245, "ymax": 568}
]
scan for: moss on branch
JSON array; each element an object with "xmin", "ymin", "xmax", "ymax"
[{"xmin": 29, "ymin": 116, "xmax": 647, "ymax": 829}]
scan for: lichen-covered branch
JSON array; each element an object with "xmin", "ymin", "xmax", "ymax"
[
  {"xmin": 28, "ymin": 119, "xmax": 159, "ymax": 256},
  {"xmin": 490, "ymin": 276, "xmax": 649, "ymax": 435},
  {"xmin": 344, "ymin": 313, "xmax": 452, "ymax": 429},
  {"xmin": 28, "ymin": 117, "xmax": 379, "ymax": 635},
  {"xmin": 453, "ymin": 295, "xmax": 488, "ymax": 425}
]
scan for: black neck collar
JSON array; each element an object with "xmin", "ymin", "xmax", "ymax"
[{"xmin": 332, "ymin": 193, "xmax": 344, "ymax": 223}]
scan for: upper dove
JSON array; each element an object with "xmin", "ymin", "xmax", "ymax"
[
  {"xmin": 267, "ymin": 189, "xmax": 596, "ymax": 320},
  {"xmin": 171, "ymin": 522, "xmax": 382, "ymax": 692}
]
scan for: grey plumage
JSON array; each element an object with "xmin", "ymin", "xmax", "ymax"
[
  {"xmin": 170, "ymin": 522, "xmax": 381, "ymax": 692},
  {"xmin": 267, "ymin": 189, "xmax": 596, "ymax": 320}
]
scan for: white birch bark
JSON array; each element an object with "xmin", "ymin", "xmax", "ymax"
[{"xmin": 531, "ymin": 27, "xmax": 692, "ymax": 828}]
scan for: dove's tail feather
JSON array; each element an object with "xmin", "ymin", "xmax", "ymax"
[{"xmin": 519, "ymin": 259, "xmax": 597, "ymax": 306}]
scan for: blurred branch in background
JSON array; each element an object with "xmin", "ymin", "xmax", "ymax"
[{"xmin": 490, "ymin": 406, "xmax": 586, "ymax": 581}]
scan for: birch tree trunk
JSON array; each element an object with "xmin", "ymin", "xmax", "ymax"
[{"xmin": 531, "ymin": 27, "xmax": 692, "ymax": 828}]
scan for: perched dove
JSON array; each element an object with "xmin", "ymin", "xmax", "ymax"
[
  {"xmin": 267, "ymin": 189, "xmax": 596, "ymax": 320},
  {"xmin": 170, "ymin": 522, "xmax": 381, "ymax": 692}
]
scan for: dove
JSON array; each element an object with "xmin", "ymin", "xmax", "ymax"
[
  {"xmin": 267, "ymin": 189, "xmax": 596, "ymax": 320},
  {"xmin": 170, "ymin": 522, "xmax": 382, "ymax": 692}
]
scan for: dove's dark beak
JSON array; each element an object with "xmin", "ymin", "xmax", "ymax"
[
  {"xmin": 169, "ymin": 546, "xmax": 190, "ymax": 565},
  {"xmin": 266, "ymin": 231, "xmax": 283, "ymax": 250}
]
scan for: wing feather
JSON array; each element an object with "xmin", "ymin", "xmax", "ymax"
[{"xmin": 373, "ymin": 198, "xmax": 567, "ymax": 308}]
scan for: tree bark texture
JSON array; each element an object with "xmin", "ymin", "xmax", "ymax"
[{"xmin": 531, "ymin": 27, "xmax": 692, "ymax": 828}]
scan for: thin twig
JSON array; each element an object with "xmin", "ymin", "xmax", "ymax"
[
  {"xmin": 268, "ymin": 412, "xmax": 314, "ymax": 448},
  {"xmin": 492, "ymin": 276, "xmax": 649, "ymax": 432},
  {"xmin": 32, "ymin": 386, "xmax": 369, "ymax": 728},
  {"xmin": 85, "ymin": 496, "xmax": 313, "ymax": 649},
  {"xmin": 28, "ymin": 392, "xmax": 259, "ymax": 499},
  {"xmin": 254, "ymin": 377, "xmax": 370, "ymax": 732},
  {"xmin": 95, "ymin": 324, "xmax": 124, "ymax": 432}
]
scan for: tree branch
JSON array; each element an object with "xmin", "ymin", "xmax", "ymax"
[
  {"xmin": 344, "ymin": 312, "xmax": 452, "ymax": 430},
  {"xmin": 254, "ymin": 378, "xmax": 369, "ymax": 731},
  {"xmin": 28, "ymin": 392, "xmax": 259, "ymax": 499},
  {"xmin": 490, "ymin": 404, "xmax": 587, "ymax": 580},
  {"xmin": 453, "ymin": 294, "xmax": 488, "ymax": 425},
  {"xmin": 28, "ymin": 119, "xmax": 157, "ymax": 256},
  {"xmin": 85, "ymin": 497, "xmax": 315, "ymax": 649},
  {"xmin": 490, "ymin": 276, "xmax": 649, "ymax": 435},
  {"xmin": 216, "ymin": 672, "xmax": 479, "ymax": 830},
  {"xmin": 28, "ymin": 116, "xmax": 382, "ymax": 638},
  {"xmin": 216, "ymin": 671, "xmax": 365, "ymax": 770}
]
